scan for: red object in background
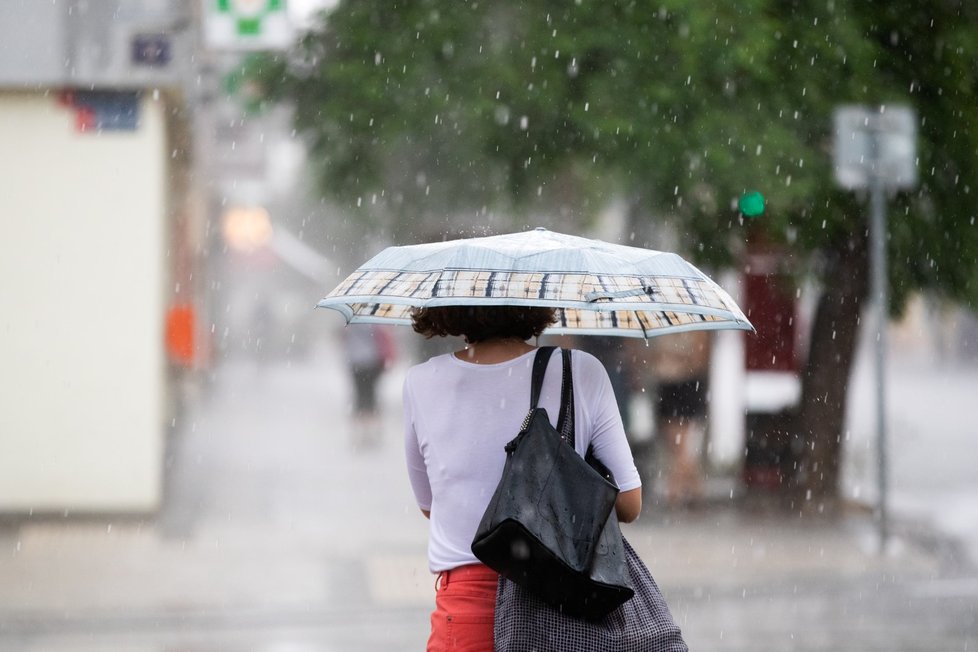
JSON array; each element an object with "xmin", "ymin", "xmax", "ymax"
[
  {"xmin": 165, "ymin": 304, "xmax": 196, "ymax": 367},
  {"xmin": 74, "ymin": 106, "xmax": 97, "ymax": 132},
  {"xmin": 742, "ymin": 230, "xmax": 802, "ymax": 491},
  {"xmin": 743, "ymin": 228, "xmax": 799, "ymax": 373},
  {"xmin": 744, "ymin": 271, "xmax": 798, "ymax": 372}
]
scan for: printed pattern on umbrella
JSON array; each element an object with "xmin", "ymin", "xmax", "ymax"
[
  {"xmin": 324, "ymin": 268, "xmax": 745, "ymax": 337},
  {"xmin": 326, "ymin": 268, "xmax": 726, "ymax": 310},
  {"xmin": 349, "ymin": 302, "xmax": 728, "ymax": 336}
]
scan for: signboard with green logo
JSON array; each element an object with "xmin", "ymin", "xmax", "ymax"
[{"xmin": 204, "ymin": 0, "xmax": 291, "ymax": 51}]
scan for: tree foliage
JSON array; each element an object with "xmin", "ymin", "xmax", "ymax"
[
  {"xmin": 260, "ymin": 0, "xmax": 978, "ymax": 502},
  {"xmin": 263, "ymin": 1, "xmax": 977, "ymax": 302}
]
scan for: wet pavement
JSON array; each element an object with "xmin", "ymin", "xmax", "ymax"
[{"xmin": 0, "ymin": 337, "xmax": 976, "ymax": 651}]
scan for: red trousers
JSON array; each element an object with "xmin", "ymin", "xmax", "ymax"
[{"xmin": 427, "ymin": 564, "xmax": 498, "ymax": 652}]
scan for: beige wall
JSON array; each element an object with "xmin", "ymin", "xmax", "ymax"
[{"xmin": 0, "ymin": 92, "xmax": 166, "ymax": 512}]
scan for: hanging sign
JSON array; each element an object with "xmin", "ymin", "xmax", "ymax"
[{"xmin": 203, "ymin": 0, "xmax": 291, "ymax": 51}]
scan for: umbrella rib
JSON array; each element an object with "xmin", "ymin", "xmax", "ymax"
[
  {"xmin": 634, "ymin": 310, "xmax": 649, "ymax": 340},
  {"xmin": 682, "ymin": 278, "xmax": 701, "ymax": 305}
]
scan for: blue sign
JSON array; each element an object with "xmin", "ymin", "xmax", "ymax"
[
  {"xmin": 73, "ymin": 91, "xmax": 140, "ymax": 131},
  {"xmin": 132, "ymin": 34, "xmax": 171, "ymax": 66}
]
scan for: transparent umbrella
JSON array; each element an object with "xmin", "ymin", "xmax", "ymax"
[{"xmin": 317, "ymin": 227, "xmax": 753, "ymax": 338}]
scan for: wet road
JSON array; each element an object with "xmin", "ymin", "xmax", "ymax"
[{"xmin": 1, "ymin": 338, "xmax": 976, "ymax": 650}]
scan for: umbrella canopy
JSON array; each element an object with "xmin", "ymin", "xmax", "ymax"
[{"xmin": 318, "ymin": 228, "xmax": 753, "ymax": 338}]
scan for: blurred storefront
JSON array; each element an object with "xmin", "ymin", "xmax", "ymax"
[{"xmin": 0, "ymin": 0, "xmax": 201, "ymax": 513}]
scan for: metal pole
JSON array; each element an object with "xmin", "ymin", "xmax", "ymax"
[{"xmin": 868, "ymin": 124, "xmax": 889, "ymax": 553}]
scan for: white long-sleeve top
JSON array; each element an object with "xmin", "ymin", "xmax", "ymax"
[{"xmin": 403, "ymin": 347, "xmax": 641, "ymax": 573}]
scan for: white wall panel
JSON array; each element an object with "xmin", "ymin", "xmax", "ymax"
[{"xmin": 0, "ymin": 92, "xmax": 166, "ymax": 512}]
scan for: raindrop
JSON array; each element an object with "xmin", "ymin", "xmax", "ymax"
[{"xmin": 519, "ymin": 116, "xmax": 529, "ymax": 130}]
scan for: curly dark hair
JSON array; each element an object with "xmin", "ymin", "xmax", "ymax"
[{"xmin": 411, "ymin": 305, "xmax": 557, "ymax": 343}]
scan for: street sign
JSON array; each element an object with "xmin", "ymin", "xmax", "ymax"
[
  {"xmin": 833, "ymin": 105, "xmax": 917, "ymax": 191},
  {"xmin": 832, "ymin": 103, "xmax": 918, "ymax": 555},
  {"xmin": 131, "ymin": 34, "xmax": 172, "ymax": 66},
  {"xmin": 203, "ymin": 0, "xmax": 292, "ymax": 51}
]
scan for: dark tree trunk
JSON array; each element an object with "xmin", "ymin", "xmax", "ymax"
[{"xmin": 792, "ymin": 229, "xmax": 869, "ymax": 513}]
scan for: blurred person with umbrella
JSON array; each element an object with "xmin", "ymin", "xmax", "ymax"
[
  {"xmin": 318, "ymin": 227, "xmax": 750, "ymax": 651},
  {"xmin": 650, "ymin": 329, "xmax": 712, "ymax": 507}
]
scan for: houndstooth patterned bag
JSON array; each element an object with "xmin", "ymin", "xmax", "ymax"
[{"xmin": 493, "ymin": 538, "xmax": 688, "ymax": 652}]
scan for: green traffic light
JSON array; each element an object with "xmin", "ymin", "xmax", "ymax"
[{"xmin": 739, "ymin": 191, "xmax": 765, "ymax": 218}]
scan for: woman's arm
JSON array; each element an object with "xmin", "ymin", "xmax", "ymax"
[
  {"xmin": 615, "ymin": 487, "xmax": 642, "ymax": 523},
  {"xmin": 403, "ymin": 375, "xmax": 434, "ymax": 518}
]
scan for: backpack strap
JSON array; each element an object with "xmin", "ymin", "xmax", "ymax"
[
  {"xmin": 528, "ymin": 346, "xmax": 576, "ymax": 448},
  {"xmin": 557, "ymin": 348, "xmax": 575, "ymax": 447},
  {"xmin": 529, "ymin": 346, "xmax": 557, "ymax": 409}
]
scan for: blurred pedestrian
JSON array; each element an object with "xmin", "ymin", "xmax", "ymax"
[
  {"xmin": 344, "ymin": 324, "xmax": 395, "ymax": 447},
  {"xmin": 651, "ymin": 330, "xmax": 711, "ymax": 507},
  {"xmin": 403, "ymin": 306, "xmax": 642, "ymax": 651},
  {"xmin": 576, "ymin": 336, "xmax": 636, "ymax": 434}
]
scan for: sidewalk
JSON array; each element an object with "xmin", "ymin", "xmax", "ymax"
[{"xmin": 0, "ymin": 343, "xmax": 975, "ymax": 651}]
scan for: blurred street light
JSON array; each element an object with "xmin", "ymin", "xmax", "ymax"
[{"xmin": 222, "ymin": 205, "xmax": 273, "ymax": 252}]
